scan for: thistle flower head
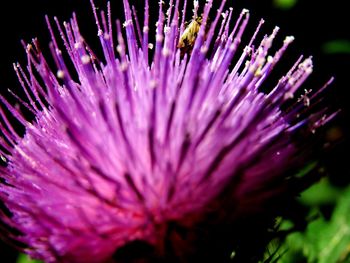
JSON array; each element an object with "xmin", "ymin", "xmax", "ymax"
[{"xmin": 0, "ymin": 0, "xmax": 336, "ymax": 262}]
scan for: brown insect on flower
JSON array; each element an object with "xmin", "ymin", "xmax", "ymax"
[{"xmin": 177, "ymin": 16, "xmax": 208, "ymax": 57}]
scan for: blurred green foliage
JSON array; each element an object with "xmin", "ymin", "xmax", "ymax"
[
  {"xmin": 273, "ymin": 0, "xmax": 298, "ymax": 10},
  {"xmin": 322, "ymin": 40, "xmax": 350, "ymax": 54},
  {"xmin": 16, "ymin": 254, "xmax": 42, "ymax": 263},
  {"xmin": 264, "ymin": 180, "xmax": 350, "ymax": 263},
  {"xmin": 300, "ymin": 178, "xmax": 341, "ymax": 206}
]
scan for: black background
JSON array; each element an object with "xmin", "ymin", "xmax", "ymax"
[{"xmin": 0, "ymin": 0, "xmax": 349, "ymax": 262}]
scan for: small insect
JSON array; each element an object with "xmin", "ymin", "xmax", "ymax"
[{"xmin": 177, "ymin": 16, "xmax": 204, "ymax": 57}]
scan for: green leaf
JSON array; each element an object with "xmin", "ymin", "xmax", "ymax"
[
  {"xmin": 300, "ymin": 177, "xmax": 340, "ymax": 206},
  {"xmin": 16, "ymin": 254, "xmax": 42, "ymax": 263},
  {"xmin": 317, "ymin": 187, "xmax": 350, "ymax": 263},
  {"xmin": 279, "ymin": 186, "xmax": 350, "ymax": 263}
]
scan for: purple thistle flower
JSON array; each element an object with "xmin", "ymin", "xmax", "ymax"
[{"xmin": 0, "ymin": 0, "xmax": 337, "ymax": 262}]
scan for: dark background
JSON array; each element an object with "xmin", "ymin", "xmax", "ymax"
[{"xmin": 0, "ymin": 0, "xmax": 349, "ymax": 262}]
